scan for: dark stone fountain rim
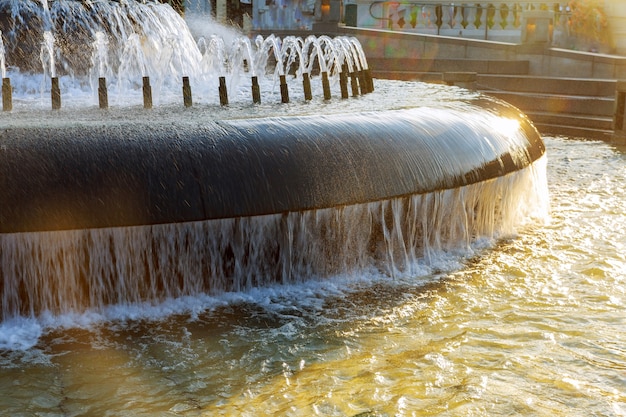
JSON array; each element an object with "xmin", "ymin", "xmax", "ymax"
[{"xmin": 0, "ymin": 84, "xmax": 545, "ymax": 234}]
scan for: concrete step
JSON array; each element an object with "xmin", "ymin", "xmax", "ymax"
[
  {"xmin": 485, "ymin": 91, "xmax": 615, "ymax": 117},
  {"xmin": 477, "ymin": 75, "xmax": 617, "ymax": 97},
  {"xmin": 524, "ymin": 111, "xmax": 613, "ymax": 131},
  {"xmin": 368, "ymin": 58, "xmax": 529, "ymax": 75},
  {"xmin": 533, "ymin": 123, "xmax": 614, "ymax": 141},
  {"xmin": 370, "ymin": 70, "xmax": 443, "ymax": 82}
]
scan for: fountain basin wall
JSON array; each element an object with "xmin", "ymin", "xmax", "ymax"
[
  {"xmin": 0, "ymin": 100, "xmax": 544, "ymax": 234},
  {"xmin": 0, "ymin": 92, "xmax": 548, "ymax": 319}
]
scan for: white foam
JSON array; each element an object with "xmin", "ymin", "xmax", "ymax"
[{"xmin": 0, "ymin": 317, "xmax": 42, "ymax": 351}]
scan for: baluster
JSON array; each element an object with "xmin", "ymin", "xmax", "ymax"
[
  {"xmin": 421, "ymin": 5, "xmax": 427, "ymax": 28},
  {"xmin": 449, "ymin": 4, "xmax": 459, "ymax": 30},
  {"xmin": 397, "ymin": 7, "xmax": 407, "ymax": 29},
  {"xmin": 474, "ymin": 3, "xmax": 484, "ymax": 31},
  {"xmin": 387, "ymin": 3, "xmax": 397, "ymax": 30},
  {"xmin": 410, "ymin": 5, "xmax": 419, "ymax": 28},
  {"xmin": 435, "ymin": 4, "xmax": 443, "ymax": 33},
  {"xmin": 425, "ymin": 4, "xmax": 434, "ymax": 28},
  {"xmin": 512, "ymin": 2, "xmax": 523, "ymax": 28},
  {"xmin": 487, "ymin": 3, "xmax": 496, "ymax": 30},
  {"xmin": 460, "ymin": 4, "xmax": 470, "ymax": 29},
  {"xmin": 499, "ymin": 3, "xmax": 510, "ymax": 29}
]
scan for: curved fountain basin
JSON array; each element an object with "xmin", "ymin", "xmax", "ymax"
[{"xmin": 0, "ymin": 92, "xmax": 544, "ymax": 234}]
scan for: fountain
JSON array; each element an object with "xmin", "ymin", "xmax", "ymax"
[{"xmin": 0, "ymin": 1, "xmax": 546, "ymax": 329}]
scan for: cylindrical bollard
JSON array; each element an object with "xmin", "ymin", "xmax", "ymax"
[
  {"xmin": 182, "ymin": 76, "xmax": 192, "ymax": 107},
  {"xmin": 339, "ymin": 66, "xmax": 349, "ymax": 99},
  {"xmin": 143, "ymin": 76, "xmax": 153, "ymax": 109},
  {"xmin": 51, "ymin": 77, "xmax": 61, "ymax": 110},
  {"xmin": 322, "ymin": 71, "xmax": 331, "ymax": 100},
  {"xmin": 219, "ymin": 76, "xmax": 228, "ymax": 106},
  {"xmin": 350, "ymin": 72, "xmax": 360, "ymax": 96},
  {"xmin": 98, "ymin": 77, "xmax": 108, "ymax": 109},
  {"xmin": 302, "ymin": 73, "xmax": 312, "ymax": 101},
  {"xmin": 280, "ymin": 74, "xmax": 289, "ymax": 104},
  {"xmin": 2, "ymin": 77, "xmax": 12, "ymax": 112},
  {"xmin": 251, "ymin": 76, "xmax": 261, "ymax": 104}
]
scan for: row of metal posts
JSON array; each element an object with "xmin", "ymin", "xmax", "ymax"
[{"xmin": 1, "ymin": 68, "xmax": 374, "ymax": 111}]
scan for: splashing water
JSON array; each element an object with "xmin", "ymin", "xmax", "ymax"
[
  {"xmin": 0, "ymin": 30, "xmax": 5, "ymax": 78},
  {"xmin": 40, "ymin": 30, "xmax": 56, "ymax": 78},
  {"xmin": 0, "ymin": 0, "xmax": 369, "ymax": 108},
  {"xmin": 91, "ymin": 31, "xmax": 109, "ymax": 80}
]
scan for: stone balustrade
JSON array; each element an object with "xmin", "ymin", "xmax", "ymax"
[
  {"xmin": 345, "ymin": 1, "xmax": 571, "ymax": 44},
  {"xmin": 248, "ymin": 0, "xmax": 623, "ymax": 54}
]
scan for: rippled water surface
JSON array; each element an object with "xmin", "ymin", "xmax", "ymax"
[{"xmin": 1, "ymin": 136, "xmax": 625, "ymax": 416}]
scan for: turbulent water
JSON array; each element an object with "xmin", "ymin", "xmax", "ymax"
[{"xmin": 0, "ymin": 136, "xmax": 624, "ymax": 416}]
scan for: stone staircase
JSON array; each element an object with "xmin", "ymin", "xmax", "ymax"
[
  {"xmin": 477, "ymin": 75, "xmax": 616, "ymax": 140},
  {"xmin": 367, "ymin": 57, "xmax": 529, "ymax": 82},
  {"xmin": 368, "ymin": 58, "xmax": 617, "ymax": 140}
]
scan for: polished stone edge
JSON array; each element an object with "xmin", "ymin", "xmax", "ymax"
[{"xmin": 0, "ymin": 105, "xmax": 544, "ymax": 234}]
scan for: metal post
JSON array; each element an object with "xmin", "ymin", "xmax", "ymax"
[
  {"xmin": 322, "ymin": 71, "xmax": 331, "ymax": 100},
  {"xmin": 357, "ymin": 70, "xmax": 367, "ymax": 95},
  {"xmin": 143, "ymin": 76, "xmax": 153, "ymax": 109},
  {"xmin": 182, "ymin": 76, "xmax": 192, "ymax": 107},
  {"xmin": 98, "ymin": 77, "xmax": 108, "ymax": 109},
  {"xmin": 219, "ymin": 76, "xmax": 229, "ymax": 106},
  {"xmin": 302, "ymin": 73, "xmax": 312, "ymax": 101},
  {"xmin": 350, "ymin": 72, "xmax": 359, "ymax": 96},
  {"xmin": 364, "ymin": 69, "xmax": 375, "ymax": 92},
  {"xmin": 251, "ymin": 76, "xmax": 261, "ymax": 104},
  {"xmin": 51, "ymin": 77, "xmax": 61, "ymax": 110},
  {"xmin": 2, "ymin": 78, "xmax": 12, "ymax": 112},
  {"xmin": 280, "ymin": 74, "xmax": 289, "ymax": 104},
  {"xmin": 339, "ymin": 67, "xmax": 349, "ymax": 99}
]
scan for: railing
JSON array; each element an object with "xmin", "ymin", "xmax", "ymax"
[{"xmin": 360, "ymin": 1, "xmax": 571, "ymax": 43}]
